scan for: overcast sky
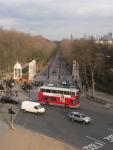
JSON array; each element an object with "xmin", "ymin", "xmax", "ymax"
[{"xmin": 0, "ymin": 0, "xmax": 113, "ymax": 40}]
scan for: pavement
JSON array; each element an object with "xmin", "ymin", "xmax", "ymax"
[
  {"xmin": 0, "ymin": 127, "xmax": 78, "ymax": 150},
  {"xmin": 0, "ymin": 121, "xmax": 8, "ymax": 137},
  {"xmin": 84, "ymin": 89, "xmax": 113, "ymax": 109}
]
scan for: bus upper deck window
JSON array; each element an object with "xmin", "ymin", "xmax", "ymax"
[
  {"xmin": 70, "ymin": 92, "xmax": 75, "ymax": 95},
  {"xmin": 46, "ymin": 89, "xmax": 51, "ymax": 93},
  {"xmin": 57, "ymin": 90, "xmax": 60, "ymax": 94},
  {"xmin": 64, "ymin": 91, "xmax": 69, "ymax": 95},
  {"xmin": 60, "ymin": 91, "xmax": 63, "ymax": 94},
  {"xmin": 52, "ymin": 90, "xmax": 57, "ymax": 93},
  {"xmin": 40, "ymin": 88, "xmax": 44, "ymax": 92},
  {"xmin": 76, "ymin": 91, "xmax": 80, "ymax": 96}
]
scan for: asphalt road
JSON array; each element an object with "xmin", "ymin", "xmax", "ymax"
[{"xmin": 15, "ymin": 53, "xmax": 113, "ymax": 150}]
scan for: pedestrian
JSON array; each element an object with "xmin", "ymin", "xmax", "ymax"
[
  {"xmin": 15, "ymin": 90, "xmax": 18, "ymax": 97},
  {"xmin": 8, "ymin": 108, "xmax": 15, "ymax": 130},
  {"xmin": 10, "ymin": 113, "xmax": 14, "ymax": 129}
]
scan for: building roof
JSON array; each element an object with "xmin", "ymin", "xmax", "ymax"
[{"xmin": 14, "ymin": 61, "xmax": 22, "ymax": 69}]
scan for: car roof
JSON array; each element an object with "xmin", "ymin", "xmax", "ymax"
[
  {"xmin": 2, "ymin": 95, "xmax": 10, "ymax": 98},
  {"xmin": 70, "ymin": 111, "xmax": 84, "ymax": 115},
  {"xmin": 22, "ymin": 101, "xmax": 40, "ymax": 106}
]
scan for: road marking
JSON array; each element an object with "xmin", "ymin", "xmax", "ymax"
[
  {"xmin": 104, "ymin": 134, "xmax": 113, "ymax": 142},
  {"xmin": 108, "ymin": 128, "xmax": 113, "ymax": 131},
  {"xmin": 86, "ymin": 136, "xmax": 106, "ymax": 144},
  {"xmin": 82, "ymin": 142, "xmax": 104, "ymax": 150}
]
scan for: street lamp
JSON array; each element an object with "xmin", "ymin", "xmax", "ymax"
[
  {"xmin": 29, "ymin": 89, "xmax": 30, "ymax": 98},
  {"xmin": 59, "ymin": 65, "xmax": 60, "ymax": 79},
  {"xmin": 47, "ymin": 66, "xmax": 50, "ymax": 79}
]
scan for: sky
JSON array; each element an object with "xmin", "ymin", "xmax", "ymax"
[{"xmin": 0, "ymin": 0, "xmax": 113, "ymax": 40}]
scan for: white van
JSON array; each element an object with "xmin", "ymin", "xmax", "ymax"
[{"xmin": 21, "ymin": 101, "xmax": 45, "ymax": 114}]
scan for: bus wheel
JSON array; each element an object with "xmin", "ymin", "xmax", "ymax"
[
  {"xmin": 65, "ymin": 104, "xmax": 67, "ymax": 108},
  {"xmin": 45, "ymin": 102, "xmax": 49, "ymax": 105},
  {"xmin": 65, "ymin": 104, "xmax": 69, "ymax": 108}
]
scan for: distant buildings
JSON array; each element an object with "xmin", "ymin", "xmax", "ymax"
[
  {"xmin": 77, "ymin": 32, "xmax": 113, "ymax": 45},
  {"xmin": 95, "ymin": 32, "xmax": 113, "ymax": 45}
]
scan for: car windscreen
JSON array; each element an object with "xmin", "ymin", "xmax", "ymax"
[
  {"xmin": 37, "ymin": 105, "xmax": 42, "ymax": 109},
  {"xmin": 80, "ymin": 114, "xmax": 86, "ymax": 118}
]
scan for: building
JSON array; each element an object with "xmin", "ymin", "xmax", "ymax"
[{"xmin": 13, "ymin": 61, "xmax": 22, "ymax": 80}]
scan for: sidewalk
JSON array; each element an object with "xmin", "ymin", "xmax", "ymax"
[
  {"xmin": 0, "ymin": 126, "xmax": 78, "ymax": 150},
  {"xmin": 85, "ymin": 89, "xmax": 113, "ymax": 109},
  {"xmin": 0, "ymin": 121, "xmax": 8, "ymax": 137}
]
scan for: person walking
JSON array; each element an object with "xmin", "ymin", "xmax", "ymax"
[
  {"xmin": 15, "ymin": 91, "xmax": 18, "ymax": 97},
  {"xmin": 8, "ymin": 108, "xmax": 15, "ymax": 130}
]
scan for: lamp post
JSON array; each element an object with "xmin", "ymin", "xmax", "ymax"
[
  {"xmin": 59, "ymin": 65, "xmax": 60, "ymax": 79},
  {"xmin": 47, "ymin": 66, "xmax": 50, "ymax": 79},
  {"xmin": 29, "ymin": 88, "xmax": 30, "ymax": 98}
]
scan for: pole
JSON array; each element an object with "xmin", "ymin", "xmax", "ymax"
[
  {"xmin": 59, "ymin": 65, "xmax": 60, "ymax": 79},
  {"xmin": 47, "ymin": 66, "xmax": 49, "ymax": 79},
  {"xmin": 29, "ymin": 89, "xmax": 30, "ymax": 98}
]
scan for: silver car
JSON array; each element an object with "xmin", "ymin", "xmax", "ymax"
[{"xmin": 68, "ymin": 111, "xmax": 91, "ymax": 124}]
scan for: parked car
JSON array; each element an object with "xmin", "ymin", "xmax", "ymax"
[
  {"xmin": 22, "ymin": 83, "xmax": 32, "ymax": 90},
  {"xmin": 31, "ymin": 81, "xmax": 38, "ymax": 86},
  {"xmin": 0, "ymin": 84, "xmax": 4, "ymax": 90},
  {"xmin": 0, "ymin": 95, "xmax": 19, "ymax": 105},
  {"xmin": 38, "ymin": 81, "xmax": 44, "ymax": 86},
  {"xmin": 21, "ymin": 101, "xmax": 45, "ymax": 114},
  {"xmin": 31, "ymin": 80, "xmax": 43, "ymax": 86},
  {"xmin": 52, "ymin": 69, "xmax": 56, "ymax": 74},
  {"xmin": 48, "ymin": 81, "xmax": 54, "ymax": 87},
  {"xmin": 68, "ymin": 111, "xmax": 91, "ymax": 124}
]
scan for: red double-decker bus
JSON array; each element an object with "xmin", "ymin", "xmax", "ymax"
[{"xmin": 38, "ymin": 86, "xmax": 80, "ymax": 108}]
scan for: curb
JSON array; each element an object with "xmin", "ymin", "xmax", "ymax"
[
  {"xmin": 86, "ymin": 94, "xmax": 107, "ymax": 105},
  {"xmin": 86, "ymin": 94, "xmax": 113, "ymax": 109}
]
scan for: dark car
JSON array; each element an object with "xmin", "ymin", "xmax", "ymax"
[
  {"xmin": 31, "ymin": 80, "xmax": 43, "ymax": 87},
  {"xmin": 0, "ymin": 96, "xmax": 19, "ymax": 104},
  {"xmin": 22, "ymin": 83, "xmax": 32, "ymax": 90},
  {"xmin": 31, "ymin": 81, "xmax": 38, "ymax": 86},
  {"xmin": 0, "ymin": 84, "xmax": 4, "ymax": 90},
  {"xmin": 31, "ymin": 81, "xmax": 41, "ymax": 86},
  {"xmin": 52, "ymin": 69, "xmax": 56, "ymax": 74}
]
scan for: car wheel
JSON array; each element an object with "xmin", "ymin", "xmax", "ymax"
[
  {"xmin": 13, "ymin": 101, "xmax": 16, "ymax": 104},
  {"xmin": 22, "ymin": 109, "xmax": 26, "ymax": 112},
  {"xmin": 83, "ymin": 121, "xmax": 86, "ymax": 124},
  {"xmin": 1, "ymin": 100, "xmax": 5, "ymax": 103},
  {"xmin": 71, "ymin": 118, "xmax": 74, "ymax": 121}
]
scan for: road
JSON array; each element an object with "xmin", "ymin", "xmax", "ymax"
[{"xmin": 15, "ymin": 53, "xmax": 113, "ymax": 150}]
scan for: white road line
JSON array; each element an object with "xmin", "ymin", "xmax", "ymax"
[
  {"xmin": 108, "ymin": 128, "xmax": 113, "ymax": 131},
  {"xmin": 86, "ymin": 136, "xmax": 106, "ymax": 144}
]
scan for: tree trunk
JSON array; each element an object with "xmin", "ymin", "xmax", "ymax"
[
  {"xmin": 90, "ymin": 64, "xmax": 95, "ymax": 97},
  {"xmin": 84, "ymin": 66, "xmax": 88, "ymax": 92}
]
